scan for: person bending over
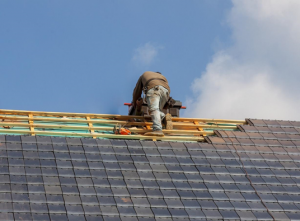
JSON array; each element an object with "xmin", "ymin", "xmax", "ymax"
[{"xmin": 132, "ymin": 71, "xmax": 170, "ymax": 136}]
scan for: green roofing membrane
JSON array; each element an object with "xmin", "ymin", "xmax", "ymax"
[{"xmin": 0, "ymin": 115, "xmax": 115, "ymax": 137}]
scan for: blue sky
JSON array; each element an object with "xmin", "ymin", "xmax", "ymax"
[{"xmin": 0, "ymin": 1, "xmax": 232, "ymax": 115}]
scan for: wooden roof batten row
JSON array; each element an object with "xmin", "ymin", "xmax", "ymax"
[{"xmin": 0, "ymin": 109, "xmax": 245, "ymax": 142}]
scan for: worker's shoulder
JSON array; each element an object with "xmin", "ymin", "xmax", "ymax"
[
  {"xmin": 142, "ymin": 71, "xmax": 166, "ymax": 79},
  {"xmin": 142, "ymin": 71, "xmax": 157, "ymax": 76}
]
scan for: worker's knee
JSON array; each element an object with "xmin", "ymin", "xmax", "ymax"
[
  {"xmin": 148, "ymin": 107, "xmax": 159, "ymax": 113},
  {"xmin": 148, "ymin": 97, "xmax": 160, "ymax": 111}
]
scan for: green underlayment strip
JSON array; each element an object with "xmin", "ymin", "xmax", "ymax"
[{"xmin": 0, "ymin": 119, "xmax": 112, "ymax": 136}]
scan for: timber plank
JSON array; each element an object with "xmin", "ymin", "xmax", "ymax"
[
  {"xmin": 0, "ymin": 129, "xmax": 204, "ymax": 142},
  {"xmin": 0, "ymin": 116, "xmax": 237, "ymax": 130},
  {"xmin": 0, "ymin": 122, "xmax": 214, "ymax": 135},
  {"xmin": 0, "ymin": 109, "xmax": 245, "ymax": 124}
]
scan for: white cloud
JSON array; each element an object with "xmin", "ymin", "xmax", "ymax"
[
  {"xmin": 185, "ymin": 0, "xmax": 300, "ymax": 121},
  {"xmin": 132, "ymin": 42, "xmax": 162, "ymax": 66}
]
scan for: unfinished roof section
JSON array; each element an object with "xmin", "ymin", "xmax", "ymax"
[{"xmin": 0, "ymin": 109, "xmax": 245, "ymax": 142}]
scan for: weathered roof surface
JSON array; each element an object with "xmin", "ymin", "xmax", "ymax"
[{"xmin": 0, "ymin": 118, "xmax": 300, "ymax": 220}]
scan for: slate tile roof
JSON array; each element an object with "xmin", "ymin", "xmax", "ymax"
[{"xmin": 0, "ymin": 118, "xmax": 300, "ymax": 220}]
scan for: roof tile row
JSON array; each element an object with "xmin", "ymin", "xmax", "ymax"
[{"xmin": 0, "ymin": 118, "xmax": 299, "ymax": 220}]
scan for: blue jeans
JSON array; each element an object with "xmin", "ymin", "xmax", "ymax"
[{"xmin": 146, "ymin": 86, "xmax": 169, "ymax": 131}]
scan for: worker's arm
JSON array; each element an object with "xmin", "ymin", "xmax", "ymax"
[
  {"xmin": 135, "ymin": 97, "xmax": 143, "ymax": 116},
  {"xmin": 132, "ymin": 76, "xmax": 143, "ymax": 107}
]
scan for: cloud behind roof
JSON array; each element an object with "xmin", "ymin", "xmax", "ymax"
[
  {"xmin": 132, "ymin": 42, "xmax": 162, "ymax": 66},
  {"xmin": 185, "ymin": 0, "xmax": 300, "ymax": 121}
]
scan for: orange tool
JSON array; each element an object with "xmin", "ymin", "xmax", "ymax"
[{"xmin": 113, "ymin": 124, "xmax": 131, "ymax": 135}]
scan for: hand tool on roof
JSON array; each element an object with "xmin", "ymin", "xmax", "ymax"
[{"xmin": 113, "ymin": 124, "xmax": 131, "ymax": 135}]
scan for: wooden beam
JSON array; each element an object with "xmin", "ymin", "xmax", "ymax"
[
  {"xmin": 144, "ymin": 119, "xmax": 152, "ymax": 130},
  {"xmin": 172, "ymin": 123, "xmax": 237, "ymax": 130},
  {"xmin": 86, "ymin": 116, "xmax": 96, "ymax": 139},
  {"xmin": 0, "ymin": 122, "xmax": 214, "ymax": 136},
  {"xmin": 0, "ymin": 109, "xmax": 145, "ymax": 120},
  {"xmin": 172, "ymin": 117, "xmax": 246, "ymax": 124},
  {"xmin": 193, "ymin": 121, "xmax": 206, "ymax": 136},
  {"xmin": 0, "ymin": 116, "xmax": 237, "ymax": 130},
  {"xmin": 0, "ymin": 109, "xmax": 242, "ymax": 142},
  {"xmin": 28, "ymin": 114, "xmax": 35, "ymax": 136},
  {"xmin": 0, "ymin": 129, "xmax": 205, "ymax": 142},
  {"xmin": 0, "ymin": 115, "xmax": 130, "ymax": 125},
  {"xmin": 0, "ymin": 109, "xmax": 245, "ymax": 124}
]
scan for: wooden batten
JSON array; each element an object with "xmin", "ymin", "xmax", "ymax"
[
  {"xmin": 0, "ymin": 109, "xmax": 244, "ymax": 142},
  {"xmin": 0, "ymin": 129, "xmax": 205, "ymax": 142},
  {"xmin": 0, "ymin": 115, "xmax": 238, "ymax": 130},
  {"xmin": 0, "ymin": 109, "xmax": 245, "ymax": 123},
  {"xmin": 28, "ymin": 114, "xmax": 35, "ymax": 136}
]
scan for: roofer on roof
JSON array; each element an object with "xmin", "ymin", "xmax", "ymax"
[{"xmin": 132, "ymin": 71, "xmax": 170, "ymax": 137}]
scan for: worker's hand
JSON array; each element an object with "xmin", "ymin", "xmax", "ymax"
[
  {"xmin": 136, "ymin": 98, "xmax": 143, "ymax": 107},
  {"xmin": 131, "ymin": 100, "xmax": 137, "ymax": 108}
]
